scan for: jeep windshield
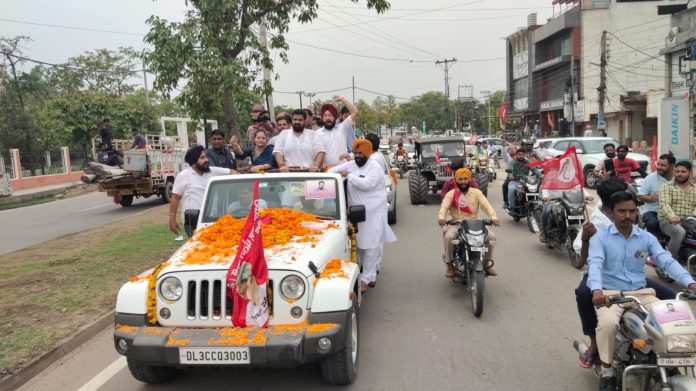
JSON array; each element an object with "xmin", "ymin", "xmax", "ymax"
[
  {"xmin": 201, "ymin": 177, "xmax": 340, "ymax": 223},
  {"xmin": 420, "ymin": 142, "xmax": 465, "ymax": 158}
]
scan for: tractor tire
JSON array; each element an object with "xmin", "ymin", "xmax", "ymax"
[
  {"xmin": 473, "ymin": 172, "xmax": 488, "ymax": 198},
  {"xmin": 409, "ymin": 173, "xmax": 429, "ymax": 205}
]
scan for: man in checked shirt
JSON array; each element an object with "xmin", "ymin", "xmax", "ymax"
[{"xmin": 659, "ymin": 161, "xmax": 696, "ymax": 259}]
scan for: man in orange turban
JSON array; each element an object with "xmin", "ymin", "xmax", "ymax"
[
  {"xmin": 329, "ymin": 137, "xmax": 397, "ymax": 293},
  {"xmin": 438, "ymin": 165, "xmax": 500, "ymax": 278}
]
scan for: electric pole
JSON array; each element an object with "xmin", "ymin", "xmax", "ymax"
[
  {"xmin": 352, "ymin": 76, "xmax": 356, "ymax": 103},
  {"xmin": 304, "ymin": 92, "xmax": 316, "ymax": 107},
  {"xmin": 296, "ymin": 91, "xmax": 304, "ymax": 108},
  {"xmin": 598, "ymin": 30, "xmax": 607, "ymax": 137},
  {"xmin": 436, "ymin": 58, "xmax": 457, "ymax": 130},
  {"xmin": 481, "ymin": 90, "xmax": 492, "ymax": 134},
  {"xmin": 259, "ymin": 18, "xmax": 275, "ymax": 119}
]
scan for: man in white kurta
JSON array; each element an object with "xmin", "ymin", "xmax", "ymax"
[
  {"xmin": 329, "ymin": 139, "xmax": 397, "ymax": 293},
  {"xmin": 318, "ymin": 96, "xmax": 358, "ymax": 167}
]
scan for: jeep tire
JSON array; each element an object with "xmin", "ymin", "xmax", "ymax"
[
  {"xmin": 321, "ymin": 300, "xmax": 359, "ymax": 385},
  {"xmin": 127, "ymin": 359, "xmax": 178, "ymax": 384},
  {"xmin": 388, "ymin": 203, "xmax": 397, "ymax": 225},
  {"xmin": 409, "ymin": 173, "xmax": 429, "ymax": 205},
  {"xmin": 473, "ymin": 172, "xmax": 488, "ymax": 197}
]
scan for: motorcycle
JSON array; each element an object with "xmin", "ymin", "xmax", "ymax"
[
  {"xmin": 487, "ymin": 154, "xmax": 497, "ymax": 181},
  {"xmin": 654, "ymin": 217, "xmax": 696, "ymax": 283},
  {"xmin": 574, "ymin": 290, "xmax": 696, "ymax": 391},
  {"xmin": 395, "ymin": 155, "xmax": 407, "ymax": 179},
  {"xmin": 537, "ymin": 188, "xmax": 586, "ymax": 269},
  {"xmin": 446, "ymin": 219, "xmax": 493, "ymax": 317},
  {"xmin": 507, "ymin": 174, "xmax": 542, "ymax": 229}
]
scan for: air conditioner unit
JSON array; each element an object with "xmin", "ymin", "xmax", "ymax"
[{"xmin": 667, "ymin": 27, "xmax": 679, "ymax": 45}]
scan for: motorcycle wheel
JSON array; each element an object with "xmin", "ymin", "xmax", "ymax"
[
  {"xmin": 526, "ymin": 214, "xmax": 535, "ymax": 233},
  {"xmin": 469, "ymin": 269, "xmax": 485, "ymax": 317},
  {"xmin": 399, "ymin": 169, "xmax": 404, "ymax": 179},
  {"xmin": 513, "ymin": 215, "xmax": 521, "ymax": 222}
]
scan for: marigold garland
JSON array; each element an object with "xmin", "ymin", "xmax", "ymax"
[
  {"xmin": 146, "ymin": 261, "xmax": 168, "ymax": 325},
  {"xmin": 313, "ymin": 258, "xmax": 349, "ymax": 286}
]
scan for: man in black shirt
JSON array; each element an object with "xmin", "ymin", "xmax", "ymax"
[
  {"xmin": 99, "ymin": 118, "xmax": 113, "ymax": 150},
  {"xmin": 205, "ymin": 130, "xmax": 237, "ymax": 169}
]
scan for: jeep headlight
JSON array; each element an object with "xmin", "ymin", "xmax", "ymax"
[
  {"xmin": 466, "ymin": 233, "xmax": 485, "ymax": 247},
  {"xmin": 280, "ymin": 275, "xmax": 306, "ymax": 300},
  {"xmin": 667, "ymin": 335, "xmax": 696, "ymax": 353},
  {"xmin": 159, "ymin": 277, "xmax": 183, "ymax": 301},
  {"xmin": 386, "ymin": 184, "xmax": 393, "ymax": 193}
]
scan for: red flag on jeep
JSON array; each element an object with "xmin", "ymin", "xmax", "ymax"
[
  {"xmin": 528, "ymin": 146, "xmax": 584, "ymax": 191},
  {"xmin": 435, "ymin": 144, "xmax": 441, "ymax": 164},
  {"xmin": 226, "ymin": 181, "xmax": 271, "ymax": 327}
]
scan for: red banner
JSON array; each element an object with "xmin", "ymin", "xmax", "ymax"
[
  {"xmin": 529, "ymin": 146, "xmax": 584, "ymax": 191},
  {"xmin": 226, "ymin": 181, "xmax": 271, "ymax": 327},
  {"xmin": 498, "ymin": 100, "xmax": 508, "ymax": 124},
  {"xmin": 435, "ymin": 144, "xmax": 441, "ymax": 164},
  {"xmin": 468, "ymin": 132, "xmax": 478, "ymax": 145}
]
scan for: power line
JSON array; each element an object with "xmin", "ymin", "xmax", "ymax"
[
  {"xmin": 275, "ymin": 87, "xmax": 352, "ymax": 95},
  {"xmin": 354, "ymin": 87, "xmax": 412, "ymax": 101},
  {"xmin": 329, "ymin": 5, "xmax": 552, "ymax": 12},
  {"xmin": 284, "ymin": 38, "xmax": 433, "ymax": 63},
  {"xmin": 607, "ymin": 31, "xmax": 670, "ymax": 65},
  {"xmin": 0, "ymin": 17, "xmax": 145, "ymax": 36},
  {"xmin": 5, "ymin": 53, "xmax": 146, "ymax": 74}
]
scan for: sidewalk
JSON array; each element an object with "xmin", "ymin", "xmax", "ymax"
[{"xmin": 0, "ymin": 181, "xmax": 85, "ymax": 205}]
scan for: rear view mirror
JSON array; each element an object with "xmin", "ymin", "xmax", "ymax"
[
  {"xmin": 184, "ymin": 209, "xmax": 200, "ymax": 232},
  {"xmin": 576, "ymin": 149, "xmax": 583, "ymax": 154},
  {"xmin": 348, "ymin": 205, "xmax": 366, "ymax": 226}
]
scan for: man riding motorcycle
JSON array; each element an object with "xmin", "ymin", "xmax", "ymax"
[
  {"xmin": 504, "ymin": 148, "xmax": 542, "ymax": 211},
  {"xmin": 637, "ymin": 153, "xmax": 675, "ymax": 237},
  {"xmin": 587, "ymin": 190, "xmax": 696, "ymax": 391},
  {"xmin": 574, "ymin": 178, "xmax": 675, "ymax": 370},
  {"xmin": 394, "ymin": 142, "xmax": 408, "ymax": 161},
  {"xmin": 438, "ymin": 168, "xmax": 500, "ymax": 278},
  {"xmin": 659, "ymin": 160, "xmax": 696, "ymax": 259}
]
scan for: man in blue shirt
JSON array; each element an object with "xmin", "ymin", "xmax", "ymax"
[
  {"xmin": 637, "ymin": 153, "xmax": 674, "ymax": 237},
  {"xmin": 587, "ymin": 190, "xmax": 696, "ymax": 391}
]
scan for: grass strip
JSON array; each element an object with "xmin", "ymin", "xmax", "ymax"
[{"xmin": 0, "ymin": 220, "xmax": 179, "ymax": 374}]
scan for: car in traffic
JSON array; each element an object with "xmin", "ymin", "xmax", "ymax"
[
  {"xmin": 379, "ymin": 158, "xmax": 398, "ymax": 224},
  {"xmin": 114, "ymin": 173, "xmax": 366, "ymax": 385},
  {"xmin": 545, "ymin": 137, "xmax": 650, "ymax": 188}
]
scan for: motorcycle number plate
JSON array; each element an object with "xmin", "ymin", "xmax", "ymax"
[
  {"xmin": 470, "ymin": 247, "xmax": 488, "ymax": 252},
  {"xmin": 568, "ymin": 215, "xmax": 584, "ymax": 220},
  {"xmin": 657, "ymin": 357, "xmax": 696, "ymax": 367}
]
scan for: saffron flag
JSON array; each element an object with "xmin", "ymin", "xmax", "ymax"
[
  {"xmin": 650, "ymin": 135, "xmax": 658, "ymax": 172},
  {"xmin": 226, "ymin": 181, "xmax": 271, "ymax": 328},
  {"xmin": 529, "ymin": 146, "xmax": 584, "ymax": 191},
  {"xmin": 435, "ymin": 144, "xmax": 441, "ymax": 164}
]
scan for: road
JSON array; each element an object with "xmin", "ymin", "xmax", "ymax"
[
  {"xmin": 0, "ymin": 192, "xmax": 162, "ymax": 255},
  {"xmin": 18, "ymin": 176, "xmax": 618, "ymax": 391}
]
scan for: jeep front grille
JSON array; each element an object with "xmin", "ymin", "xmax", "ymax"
[
  {"xmin": 184, "ymin": 278, "xmax": 274, "ymax": 321},
  {"xmin": 435, "ymin": 164, "xmax": 453, "ymax": 181}
]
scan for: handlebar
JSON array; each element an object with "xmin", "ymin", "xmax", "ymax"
[
  {"xmin": 444, "ymin": 219, "xmax": 492, "ymax": 226},
  {"xmin": 677, "ymin": 289, "xmax": 696, "ymax": 301}
]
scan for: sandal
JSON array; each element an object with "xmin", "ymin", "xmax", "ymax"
[{"xmin": 578, "ymin": 350, "xmax": 598, "ymax": 369}]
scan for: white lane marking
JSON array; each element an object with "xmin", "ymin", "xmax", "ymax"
[
  {"xmin": 76, "ymin": 356, "xmax": 127, "ymax": 391},
  {"xmin": 77, "ymin": 203, "xmax": 113, "ymax": 212}
]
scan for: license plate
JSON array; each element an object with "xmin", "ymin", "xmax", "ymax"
[
  {"xmin": 568, "ymin": 215, "xmax": 584, "ymax": 220},
  {"xmin": 657, "ymin": 356, "xmax": 696, "ymax": 366},
  {"xmin": 470, "ymin": 246, "xmax": 488, "ymax": 252},
  {"xmin": 179, "ymin": 347, "xmax": 250, "ymax": 365}
]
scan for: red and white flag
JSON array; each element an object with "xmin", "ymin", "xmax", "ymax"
[
  {"xmin": 226, "ymin": 181, "xmax": 271, "ymax": 328},
  {"xmin": 468, "ymin": 132, "xmax": 478, "ymax": 145},
  {"xmin": 529, "ymin": 146, "xmax": 584, "ymax": 191},
  {"xmin": 498, "ymin": 100, "xmax": 508, "ymax": 129},
  {"xmin": 650, "ymin": 135, "xmax": 658, "ymax": 172},
  {"xmin": 435, "ymin": 144, "xmax": 441, "ymax": 164}
]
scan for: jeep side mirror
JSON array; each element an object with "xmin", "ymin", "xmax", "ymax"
[
  {"xmin": 184, "ymin": 209, "xmax": 200, "ymax": 232},
  {"xmin": 576, "ymin": 149, "xmax": 583, "ymax": 154},
  {"xmin": 348, "ymin": 205, "xmax": 366, "ymax": 226}
]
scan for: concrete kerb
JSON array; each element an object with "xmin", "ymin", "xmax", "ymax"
[
  {"xmin": 0, "ymin": 183, "xmax": 84, "ymax": 205},
  {"xmin": 0, "ymin": 311, "xmax": 115, "ymax": 391}
]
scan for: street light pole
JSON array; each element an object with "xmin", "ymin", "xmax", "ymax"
[
  {"xmin": 480, "ymin": 90, "xmax": 492, "ymax": 134},
  {"xmin": 296, "ymin": 91, "xmax": 305, "ymax": 108}
]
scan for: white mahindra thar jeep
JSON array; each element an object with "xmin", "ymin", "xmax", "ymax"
[{"xmin": 113, "ymin": 173, "xmax": 366, "ymax": 385}]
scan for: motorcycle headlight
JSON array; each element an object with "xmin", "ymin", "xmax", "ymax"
[
  {"xmin": 159, "ymin": 277, "xmax": 183, "ymax": 301},
  {"xmin": 386, "ymin": 185, "xmax": 393, "ymax": 193},
  {"xmin": 466, "ymin": 233, "xmax": 485, "ymax": 247},
  {"xmin": 528, "ymin": 184, "xmax": 538, "ymax": 192},
  {"xmin": 667, "ymin": 335, "xmax": 696, "ymax": 353},
  {"xmin": 280, "ymin": 275, "xmax": 306, "ymax": 300}
]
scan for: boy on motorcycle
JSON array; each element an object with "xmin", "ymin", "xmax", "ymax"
[
  {"xmin": 394, "ymin": 142, "xmax": 408, "ymax": 162},
  {"xmin": 588, "ymin": 190, "xmax": 696, "ymax": 391},
  {"xmin": 438, "ymin": 168, "xmax": 499, "ymax": 278},
  {"xmin": 504, "ymin": 149, "xmax": 542, "ymax": 211}
]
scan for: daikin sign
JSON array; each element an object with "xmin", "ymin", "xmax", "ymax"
[{"xmin": 660, "ymin": 98, "xmax": 691, "ymax": 161}]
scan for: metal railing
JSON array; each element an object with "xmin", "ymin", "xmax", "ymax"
[{"xmin": 19, "ymin": 150, "xmax": 66, "ymax": 177}]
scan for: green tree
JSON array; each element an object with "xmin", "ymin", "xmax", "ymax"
[
  {"xmin": 355, "ymin": 99, "xmax": 376, "ymax": 133},
  {"xmin": 143, "ymin": 0, "xmax": 389, "ymax": 138},
  {"xmin": 399, "ymin": 91, "xmax": 447, "ymax": 133}
]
